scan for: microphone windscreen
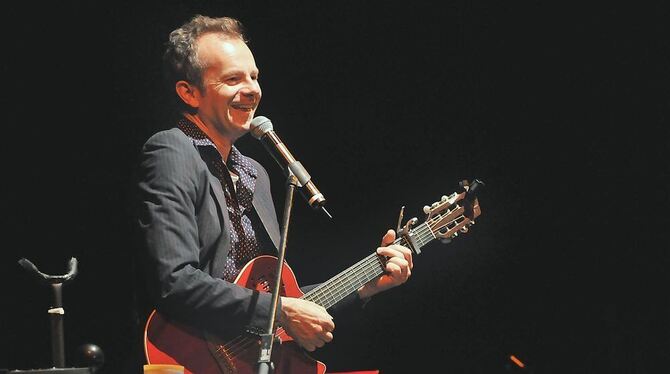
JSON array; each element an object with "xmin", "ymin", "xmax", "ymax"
[{"xmin": 250, "ymin": 116, "xmax": 273, "ymax": 139}]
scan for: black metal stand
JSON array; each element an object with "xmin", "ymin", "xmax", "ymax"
[
  {"xmin": 16, "ymin": 258, "xmax": 92, "ymax": 373},
  {"xmin": 256, "ymin": 175, "xmax": 299, "ymax": 374},
  {"xmin": 49, "ymin": 282, "xmax": 65, "ymax": 367}
]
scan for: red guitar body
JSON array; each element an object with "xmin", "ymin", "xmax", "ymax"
[{"xmin": 144, "ymin": 255, "xmax": 327, "ymax": 374}]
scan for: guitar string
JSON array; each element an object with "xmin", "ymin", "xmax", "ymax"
[
  {"xmin": 222, "ymin": 261, "xmax": 387, "ymax": 359},
  {"xmin": 224, "ymin": 256, "xmax": 386, "ymax": 357},
  {"xmin": 304, "ymin": 209, "xmax": 468, "ymax": 308},
  {"xmin": 309, "ymin": 260, "xmax": 380, "ymax": 308},
  {"xmin": 222, "ymin": 210, "xmax": 465, "ymax": 358},
  {"xmin": 222, "ymin": 214, "xmax": 448, "ymax": 357},
  {"xmin": 223, "ymin": 222, "xmax": 430, "ymax": 357},
  {"xmin": 224, "ymin": 254, "xmax": 388, "ymax": 358},
  {"xmin": 303, "ymin": 219, "xmax": 439, "ymax": 307},
  {"xmin": 305, "ymin": 253, "xmax": 383, "ymax": 308},
  {"xmin": 148, "ymin": 207, "xmax": 466, "ymax": 365},
  {"xmin": 303, "ymin": 222, "xmax": 426, "ymax": 302}
]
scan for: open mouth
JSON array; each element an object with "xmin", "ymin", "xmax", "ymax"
[{"xmin": 231, "ymin": 103, "xmax": 255, "ymax": 112}]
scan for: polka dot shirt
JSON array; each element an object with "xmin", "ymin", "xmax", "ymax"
[{"xmin": 178, "ymin": 118, "xmax": 263, "ymax": 281}]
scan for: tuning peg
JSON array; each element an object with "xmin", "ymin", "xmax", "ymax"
[
  {"xmin": 441, "ymin": 195, "xmax": 448, "ymax": 202},
  {"xmin": 431, "ymin": 202, "xmax": 439, "ymax": 208},
  {"xmin": 423, "ymin": 205, "xmax": 431, "ymax": 214},
  {"xmin": 453, "ymin": 232, "xmax": 459, "ymax": 237}
]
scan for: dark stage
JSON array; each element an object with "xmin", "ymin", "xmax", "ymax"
[{"xmin": 2, "ymin": 1, "xmax": 668, "ymax": 373}]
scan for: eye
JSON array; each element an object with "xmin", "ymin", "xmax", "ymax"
[{"xmin": 226, "ymin": 76, "xmax": 240, "ymax": 84}]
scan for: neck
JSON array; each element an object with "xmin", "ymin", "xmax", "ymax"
[{"xmin": 182, "ymin": 112, "xmax": 234, "ymax": 161}]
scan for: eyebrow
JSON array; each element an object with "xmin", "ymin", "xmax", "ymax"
[{"xmin": 220, "ymin": 68, "xmax": 259, "ymax": 78}]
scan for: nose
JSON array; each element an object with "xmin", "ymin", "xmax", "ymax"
[{"xmin": 240, "ymin": 79, "xmax": 261, "ymax": 100}]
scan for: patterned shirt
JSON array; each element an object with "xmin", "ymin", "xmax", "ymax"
[{"xmin": 178, "ymin": 118, "xmax": 266, "ymax": 281}]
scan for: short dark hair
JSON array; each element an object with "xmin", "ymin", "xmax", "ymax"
[{"xmin": 163, "ymin": 15, "xmax": 248, "ymax": 111}]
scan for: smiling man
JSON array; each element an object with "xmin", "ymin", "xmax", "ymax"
[{"xmin": 136, "ymin": 14, "xmax": 413, "ymax": 373}]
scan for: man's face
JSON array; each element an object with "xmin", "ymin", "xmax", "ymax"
[{"xmin": 194, "ymin": 34, "xmax": 262, "ymax": 140}]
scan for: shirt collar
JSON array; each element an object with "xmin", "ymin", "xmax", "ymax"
[{"xmin": 177, "ymin": 116, "xmax": 258, "ymax": 178}]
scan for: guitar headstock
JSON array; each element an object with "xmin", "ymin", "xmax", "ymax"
[{"xmin": 397, "ymin": 179, "xmax": 483, "ymax": 254}]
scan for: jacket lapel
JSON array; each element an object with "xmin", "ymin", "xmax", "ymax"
[{"xmin": 253, "ymin": 192, "xmax": 280, "ymax": 251}]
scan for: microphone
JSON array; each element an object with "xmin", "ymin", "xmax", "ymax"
[{"xmin": 250, "ymin": 116, "xmax": 330, "ymax": 216}]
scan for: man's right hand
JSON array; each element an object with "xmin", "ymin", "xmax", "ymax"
[{"xmin": 279, "ymin": 297, "xmax": 334, "ymax": 351}]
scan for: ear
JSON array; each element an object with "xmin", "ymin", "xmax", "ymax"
[{"xmin": 175, "ymin": 80, "xmax": 201, "ymax": 109}]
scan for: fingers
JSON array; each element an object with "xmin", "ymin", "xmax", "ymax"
[
  {"xmin": 376, "ymin": 244, "xmax": 413, "ymax": 285},
  {"xmin": 381, "ymin": 229, "xmax": 396, "ymax": 246},
  {"xmin": 325, "ymin": 317, "xmax": 335, "ymax": 331},
  {"xmin": 379, "ymin": 229, "xmax": 413, "ymax": 269},
  {"xmin": 377, "ymin": 244, "xmax": 413, "ymax": 271},
  {"xmin": 302, "ymin": 323, "xmax": 335, "ymax": 352},
  {"xmin": 313, "ymin": 318, "xmax": 334, "ymax": 350},
  {"xmin": 280, "ymin": 297, "xmax": 336, "ymax": 352},
  {"xmin": 385, "ymin": 256, "xmax": 410, "ymax": 280}
]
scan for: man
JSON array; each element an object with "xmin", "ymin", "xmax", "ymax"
[{"xmin": 137, "ymin": 14, "xmax": 413, "ymax": 366}]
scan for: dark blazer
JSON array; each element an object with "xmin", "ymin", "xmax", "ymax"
[{"xmin": 138, "ymin": 127, "xmax": 281, "ymax": 337}]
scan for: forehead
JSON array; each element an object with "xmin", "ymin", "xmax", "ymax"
[{"xmin": 195, "ymin": 33, "xmax": 256, "ymax": 71}]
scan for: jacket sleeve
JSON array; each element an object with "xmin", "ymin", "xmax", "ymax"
[{"xmin": 137, "ymin": 130, "xmax": 277, "ymax": 337}]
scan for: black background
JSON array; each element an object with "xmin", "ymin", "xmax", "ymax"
[{"xmin": 2, "ymin": 1, "xmax": 668, "ymax": 373}]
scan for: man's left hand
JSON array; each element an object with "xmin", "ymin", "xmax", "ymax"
[{"xmin": 358, "ymin": 229, "xmax": 413, "ymax": 299}]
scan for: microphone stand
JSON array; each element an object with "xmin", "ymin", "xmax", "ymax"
[{"xmin": 257, "ymin": 174, "xmax": 299, "ymax": 374}]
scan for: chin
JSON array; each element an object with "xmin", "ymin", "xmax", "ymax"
[
  {"xmin": 232, "ymin": 122, "xmax": 252, "ymax": 138},
  {"xmin": 230, "ymin": 114, "xmax": 254, "ymax": 128}
]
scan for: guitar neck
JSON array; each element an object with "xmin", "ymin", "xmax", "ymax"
[{"xmin": 300, "ymin": 221, "xmax": 436, "ymax": 309}]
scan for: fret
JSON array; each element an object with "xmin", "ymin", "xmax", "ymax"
[
  {"xmin": 302, "ymin": 253, "xmax": 385, "ymax": 309},
  {"xmin": 412, "ymin": 222, "xmax": 434, "ymax": 248}
]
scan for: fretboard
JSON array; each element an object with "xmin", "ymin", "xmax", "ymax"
[{"xmin": 300, "ymin": 221, "xmax": 437, "ymax": 309}]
